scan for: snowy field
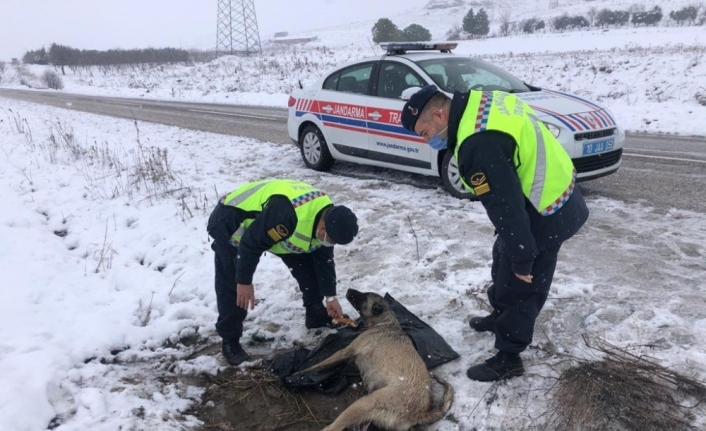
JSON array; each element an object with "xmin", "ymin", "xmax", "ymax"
[{"xmin": 2, "ymin": 1, "xmax": 706, "ymax": 429}]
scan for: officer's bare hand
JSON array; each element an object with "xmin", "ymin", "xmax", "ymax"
[
  {"xmin": 514, "ymin": 273, "xmax": 533, "ymax": 283},
  {"xmin": 236, "ymin": 284, "xmax": 255, "ymax": 310},
  {"xmin": 326, "ymin": 299, "xmax": 343, "ymax": 319}
]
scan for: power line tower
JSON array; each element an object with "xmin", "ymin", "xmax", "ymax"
[{"xmin": 216, "ymin": 0, "xmax": 262, "ymax": 56}]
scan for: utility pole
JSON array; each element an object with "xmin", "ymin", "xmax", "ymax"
[{"xmin": 216, "ymin": 0, "xmax": 262, "ymax": 56}]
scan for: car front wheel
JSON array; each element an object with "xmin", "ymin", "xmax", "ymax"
[
  {"xmin": 441, "ymin": 150, "xmax": 474, "ymax": 200},
  {"xmin": 300, "ymin": 125, "xmax": 334, "ymax": 171}
]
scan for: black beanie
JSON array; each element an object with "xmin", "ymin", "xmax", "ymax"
[{"xmin": 324, "ymin": 205, "xmax": 358, "ymax": 245}]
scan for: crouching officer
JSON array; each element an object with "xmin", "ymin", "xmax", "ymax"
[
  {"xmin": 402, "ymin": 85, "xmax": 588, "ymax": 381},
  {"xmin": 207, "ymin": 179, "xmax": 359, "ymax": 366}
]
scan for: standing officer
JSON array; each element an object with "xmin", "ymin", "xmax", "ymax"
[
  {"xmin": 207, "ymin": 179, "xmax": 359, "ymax": 366},
  {"xmin": 402, "ymin": 85, "xmax": 589, "ymax": 381}
]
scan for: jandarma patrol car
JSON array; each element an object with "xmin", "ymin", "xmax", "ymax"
[{"xmin": 287, "ymin": 42, "xmax": 625, "ymax": 198}]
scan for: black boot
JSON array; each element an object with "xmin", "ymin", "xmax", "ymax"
[
  {"xmin": 466, "ymin": 351, "xmax": 524, "ymax": 382},
  {"xmin": 305, "ymin": 302, "xmax": 333, "ymax": 329},
  {"xmin": 469, "ymin": 310, "xmax": 499, "ymax": 333},
  {"xmin": 222, "ymin": 338, "xmax": 251, "ymax": 366}
]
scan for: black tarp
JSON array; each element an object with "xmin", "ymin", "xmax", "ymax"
[{"xmin": 270, "ymin": 293, "xmax": 460, "ymax": 393}]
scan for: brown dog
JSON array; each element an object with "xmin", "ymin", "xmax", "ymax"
[{"xmin": 293, "ymin": 289, "xmax": 454, "ymax": 431}]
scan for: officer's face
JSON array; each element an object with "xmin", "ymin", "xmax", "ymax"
[{"xmin": 414, "ymin": 108, "xmax": 447, "ymax": 142}]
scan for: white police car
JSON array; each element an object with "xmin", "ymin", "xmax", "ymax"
[{"xmin": 287, "ymin": 42, "xmax": 625, "ymax": 198}]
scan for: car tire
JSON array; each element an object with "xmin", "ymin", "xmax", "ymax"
[
  {"xmin": 300, "ymin": 125, "xmax": 334, "ymax": 171},
  {"xmin": 441, "ymin": 150, "xmax": 475, "ymax": 200}
]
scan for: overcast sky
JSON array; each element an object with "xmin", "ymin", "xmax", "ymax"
[{"xmin": 0, "ymin": 0, "xmax": 428, "ymax": 61}]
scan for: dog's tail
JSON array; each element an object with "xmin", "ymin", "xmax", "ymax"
[{"xmin": 418, "ymin": 373, "xmax": 455, "ymax": 425}]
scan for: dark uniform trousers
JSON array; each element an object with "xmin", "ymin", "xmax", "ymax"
[
  {"xmin": 488, "ymin": 237, "xmax": 561, "ymax": 354},
  {"xmin": 211, "ymin": 236, "xmax": 327, "ymax": 341}
]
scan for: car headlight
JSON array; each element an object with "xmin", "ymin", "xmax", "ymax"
[{"xmin": 543, "ymin": 122, "xmax": 561, "ymax": 138}]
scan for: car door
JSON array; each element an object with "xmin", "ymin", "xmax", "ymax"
[
  {"xmin": 316, "ymin": 62, "xmax": 375, "ymax": 160},
  {"xmin": 366, "ymin": 61, "xmax": 432, "ymax": 172}
]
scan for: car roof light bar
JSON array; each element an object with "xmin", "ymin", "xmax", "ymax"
[{"xmin": 379, "ymin": 42, "xmax": 458, "ymax": 55}]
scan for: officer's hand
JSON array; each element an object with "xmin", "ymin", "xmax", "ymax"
[
  {"xmin": 514, "ymin": 273, "xmax": 533, "ymax": 283},
  {"xmin": 326, "ymin": 299, "xmax": 343, "ymax": 319},
  {"xmin": 236, "ymin": 284, "xmax": 255, "ymax": 310}
]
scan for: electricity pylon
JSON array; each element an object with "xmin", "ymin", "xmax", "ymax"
[{"xmin": 216, "ymin": 0, "xmax": 262, "ymax": 56}]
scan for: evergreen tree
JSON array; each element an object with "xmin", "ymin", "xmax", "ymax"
[
  {"xmin": 474, "ymin": 8, "xmax": 490, "ymax": 36},
  {"xmin": 402, "ymin": 24, "xmax": 432, "ymax": 42},
  {"xmin": 372, "ymin": 18, "xmax": 401, "ymax": 43},
  {"xmin": 462, "ymin": 8, "xmax": 476, "ymax": 34}
]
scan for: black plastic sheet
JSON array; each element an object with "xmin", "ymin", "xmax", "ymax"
[{"xmin": 270, "ymin": 293, "xmax": 460, "ymax": 393}]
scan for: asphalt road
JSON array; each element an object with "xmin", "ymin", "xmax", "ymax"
[{"xmin": 1, "ymin": 88, "xmax": 705, "ymax": 213}]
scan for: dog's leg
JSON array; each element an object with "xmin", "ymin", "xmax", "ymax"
[
  {"xmin": 296, "ymin": 345, "xmax": 354, "ymax": 375},
  {"xmin": 321, "ymin": 388, "xmax": 407, "ymax": 431}
]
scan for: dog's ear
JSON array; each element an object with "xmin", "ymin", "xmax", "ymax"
[{"xmin": 372, "ymin": 302, "xmax": 385, "ymax": 316}]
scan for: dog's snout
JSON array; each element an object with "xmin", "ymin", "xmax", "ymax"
[{"xmin": 345, "ymin": 289, "xmax": 365, "ymax": 309}]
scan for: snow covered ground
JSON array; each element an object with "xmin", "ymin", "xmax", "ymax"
[
  {"xmin": 2, "ymin": 91, "xmax": 706, "ymax": 430},
  {"xmin": 1, "ymin": 2, "xmax": 706, "ymax": 429}
]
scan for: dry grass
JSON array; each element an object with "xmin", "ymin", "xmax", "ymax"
[{"xmin": 546, "ymin": 336, "xmax": 706, "ymax": 431}]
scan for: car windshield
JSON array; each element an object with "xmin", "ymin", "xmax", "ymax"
[{"xmin": 415, "ymin": 57, "xmax": 531, "ymax": 94}]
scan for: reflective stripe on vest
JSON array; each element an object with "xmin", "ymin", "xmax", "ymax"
[
  {"xmin": 221, "ymin": 180, "xmax": 332, "ymax": 254},
  {"xmin": 454, "ymin": 91, "xmax": 575, "ymax": 215}
]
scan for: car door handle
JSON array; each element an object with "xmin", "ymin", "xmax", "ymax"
[{"xmin": 368, "ymin": 111, "xmax": 382, "ymax": 120}]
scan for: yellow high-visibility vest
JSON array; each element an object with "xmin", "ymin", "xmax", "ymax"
[
  {"xmin": 453, "ymin": 91, "xmax": 576, "ymax": 215},
  {"xmin": 221, "ymin": 179, "xmax": 332, "ymax": 254}
]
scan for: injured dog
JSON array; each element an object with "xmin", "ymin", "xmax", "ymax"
[{"xmin": 292, "ymin": 289, "xmax": 454, "ymax": 431}]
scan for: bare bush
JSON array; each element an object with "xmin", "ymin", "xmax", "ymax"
[
  {"xmin": 695, "ymin": 89, "xmax": 706, "ymax": 106},
  {"xmin": 587, "ymin": 7, "xmax": 598, "ymax": 27},
  {"xmin": 499, "ymin": 10, "xmax": 512, "ymax": 37},
  {"xmin": 547, "ymin": 337, "xmax": 706, "ymax": 431},
  {"xmin": 0, "ymin": 61, "xmax": 6, "ymax": 75},
  {"xmin": 42, "ymin": 70, "xmax": 64, "ymax": 90},
  {"xmin": 445, "ymin": 23, "xmax": 463, "ymax": 40}
]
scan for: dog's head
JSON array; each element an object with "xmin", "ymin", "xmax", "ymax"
[{"xmin": 345, "ymin": 288, "xmax": 395, "ymax": 326}]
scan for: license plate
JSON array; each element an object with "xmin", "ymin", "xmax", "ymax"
[{"xmin": 582, "ymin": 138, "xmax": 614, "ymax": 156}]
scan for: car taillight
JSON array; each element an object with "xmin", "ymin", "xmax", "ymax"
[{"xmin": 288, "ymin": 96, "xmax": 296, "ymax": 107}]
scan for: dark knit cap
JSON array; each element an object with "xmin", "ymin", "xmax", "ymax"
[
  {"xmin": 324, "ymin": 205, "xmax": 358, "ymax": 245},
  {"xmin": 401, "ymin": 85, "xmax": 441, "ymax": 132}
]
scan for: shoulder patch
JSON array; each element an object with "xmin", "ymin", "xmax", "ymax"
[
  {"xmin": 267, "ymin": 227, "xmax": 283, "ymax": 242},
  {"xmin": 275, "ymin": 224, "xmax": 289, "ymax": 237},
  {"xmin": 469, "ymin": 172, "xmax": 490, "ymax": 196}
]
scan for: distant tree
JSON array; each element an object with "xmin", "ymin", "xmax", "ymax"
[
  {"xmin": 595, "ymin": 9, "xmax": 630, "ymax": 27},
  {"xmin": 499, "ymin": 9, "xmax": 513, "ymax": 37},
  {"xmin": 48, "ymin": 43, "xmax": 72, "ymax": 75},
  {"xmin": 372, "ymin": 18, "xmax": 401, "ymax": 43},
  {"xmin": 402, "ymin": 23, "xmax": 432, "ymax": 41},
  {"xmin": 462, "ymin": 8, "xmax": 476, "ymax": 34},
  {"xmin": 473, "ymin": 8, "xmax": 490, "ymax": 36},
  {"xmin": 570, "ymin": 15, "xmax": 590, "ymax": 29},
  {"xmin": 521, "ymin": 17, "xmax": 545, "ymax": 34},
  {"xmin": 552, "ymin": 14, "xmax": 571, "ymax": 31},
  {"xmin": 670, "ymin": 6, "xmax": 698, "ymax": 25},
  {"xmin": 0, "ymin": 61, "xmax": 6, "ymax": 75},
  {"xmin": 22, "ymin": 47, "xmax": 49, "ymax": 65},
  {"xmin": 632, "ymin": 6, "xmax": 662, "ymax": 26},
  {"xmin": 11, "ymin": 58, "xmax": 20, "ymax": 66}
]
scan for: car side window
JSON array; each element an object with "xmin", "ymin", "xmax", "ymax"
[
  {"xmin": 323, "ymin": 72, "xmax": 340, "ymax": 91},
  {"xmin": 376, "ymin": 62, "xmax": 424, "ymax": 99},
  {"xmin": 335, "ymin": 63, "xmax": 374, "ymax": 95}
]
